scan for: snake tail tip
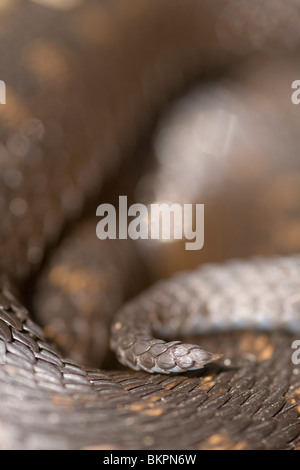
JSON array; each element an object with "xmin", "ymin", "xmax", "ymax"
[
  {"xmin": 211, "ymin": 353, "xmax": 224, "ymax": 362},
  {"xmin": 200, "ymin": 351, "xmax": 224, "ymax": 367}
]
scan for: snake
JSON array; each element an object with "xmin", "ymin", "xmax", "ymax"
[{"xmin": 1, "ymin": 0, "xmax": 300, "ymax": 450}]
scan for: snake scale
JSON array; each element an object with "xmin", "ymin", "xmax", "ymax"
[{"xmin": 1, "ymin": 0, "xmax": 300, "ymax": 450}]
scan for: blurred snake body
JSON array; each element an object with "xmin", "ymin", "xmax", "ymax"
[{"xmin": 1, "ymin": 0, "xmax": 300, "ymax": 450}]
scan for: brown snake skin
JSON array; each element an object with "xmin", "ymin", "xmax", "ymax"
[{"xmin": 1, "ymin": 0, "xmax": 300, "ymax": 450}]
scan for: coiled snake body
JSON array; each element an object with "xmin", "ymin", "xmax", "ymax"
[{"xmin": 1, "ymin": 0, "xmax": 300, "ymax": 450}]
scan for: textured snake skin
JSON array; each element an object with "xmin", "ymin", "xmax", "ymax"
[
  {"xmin": 111, "ymin": 256, "xmax": 300, "ymax": 373},
  {"xmin": 1, "ymin": 0, "xmax": 300, "ymax": 450}
]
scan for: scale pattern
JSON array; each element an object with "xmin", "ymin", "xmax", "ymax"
[{"xmin": 0, "ymin": 0, "xmax": 300, "ymax": 450}]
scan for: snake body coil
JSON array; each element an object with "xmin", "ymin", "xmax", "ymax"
[
  {"xmin": 1, "ymin": 0, "xmax": 300, "ymax": 450},
  {"xmin": 111, "ymin": 256, "xmax": 300, "ymax": 373}
]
